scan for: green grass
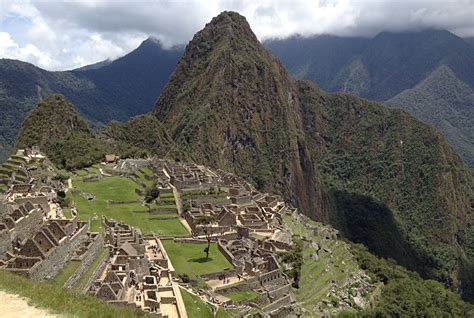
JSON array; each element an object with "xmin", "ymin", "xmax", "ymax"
[
  {"xmin": 162, "ymin": 241, "xmax": 233, "ymax": 277},
  {"xmin": 160, "ymin": 192, "xmax": 174, "ymax": 198},
  {"xmin": 0, "ymin": 270, "xmax": 151, "ymax": 317},
  {"xmin": 72, "ymin": 248, "xmax": 108, "ymax": 293},
  {"xmin": 181, "ymin": 288, "xmax": 215, "ymax": 318},
  {"xmin": 157, "ymin": 203, "xmax": 177, "ymax": 208},
  {"xmin": 72, "ymin": 176, "xmax": 140, "ymax": 202},
  {"xmin": 52, "ymin": 260, "xmax": 81, "ymax": 286},
  {"xmin": 223, "ymin": 290, "xmax": 259, "ymax": 302},
  {"xmin": 283, "ymin": 214, "xmax": 309, "ymax": 237},
  {"xmin": 136, "ymin": 168, "xmax": 154, "ymax": 187},
  {"xmin": 63, "ymin": 208, "xmax": 73, "ymax": 219},
  {"xmin": 70, "ymin": 176, "xmax": 189, "ymax": 236}
]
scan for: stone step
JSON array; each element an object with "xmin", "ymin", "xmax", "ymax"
[{"xmin": 301, "ymin": 271, "xmax": 331, "ymax": 301}]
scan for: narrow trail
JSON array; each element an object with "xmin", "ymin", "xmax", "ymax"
[{"xmin": 0, "ymin": 290, "xmax": 61, "ymax": 317}]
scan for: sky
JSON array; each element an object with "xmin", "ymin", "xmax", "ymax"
[{"xmin": 1, "ymin": 0, "xmax": 473, "ymax": 71}]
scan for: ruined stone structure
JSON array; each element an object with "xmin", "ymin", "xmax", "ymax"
[
  {"xmin": 0, "ymin": 215, "xmax": 88, "ymax": 280},
  {"xmin": 87, "ymin": 217, "xmax": 187, "ymax": 317}
]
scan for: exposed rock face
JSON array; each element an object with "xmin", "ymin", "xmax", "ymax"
[{"xmin": 150, "ymin": 12, "xmax": 473, "ymax": 299}]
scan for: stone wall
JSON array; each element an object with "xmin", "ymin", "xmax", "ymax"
[
  {"xmin": 262, "ymin": 295, "xmax": 292, "ymax": 314},
  {"xmin": 0, "ymin": 228, "xmax": 12, "ymax": 259},
  {"xmin": 15, "ymin": 196, "xmax": 49, "ymax": 213},
  {"xmin": 83, "ymin": 255, "xmax": 109, "ymax": 294},
  {"xmin": 199, "ymin": 269, "xmax": 236, "ymax": 281},
  {"xmin": 268, "ymin": 284, "xmax": 292, "ymax": 301},
  {"xmin": 10, "ymin": 207, "xmax": 43, "ymax": 243},
  {"xmin": 28, "ymin": 223, "xmax": 88, "ymax": 281},
  {"xmin": 217, "ymin": 241, "xmax": 236, "ymax": 265},
  {"xmin": 64, "ymin": 234, "xmax": 104, "ymax": 289}
]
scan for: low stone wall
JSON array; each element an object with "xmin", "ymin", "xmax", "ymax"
[
  {"xmin": 199, "ymin": 269, "xmax": 236, "ymax": 281},
  {"xmin": 174, "ymin": 238, "xmax": 208, "ymax": 244},
  {"xmin": 83, "ymin": 253, "xmax": 109, "ymax": 294},
  {"xmin": 153, "ymin": 207, "xmax": 178, "ymax": 214},
  {"xmin": 263, "ymin": 294, "xmax": 292, "ymax": 314},
  {"xmin": 64, "ymin": 235, "xmax": 104, "ymax": 289},
  {"xmin": 268, "ymin": 284, "xmax": 292, "ymax": 301},
  {"xmin": 0, "ymin": 229, "xmax": 12, "ymax": 260},
  {"xmin": 214, "ymin": 280, "xmax": 249, "ymax": 294},
  {"xmin": 149, "ymin": 209, "xmax": 177, "ymax": 215},
  {"xmin": 109, "ymin": 200, "xmax": 141, "ymax": 204},
  {"xmin": 29, "ymin": 224, "xmax": 88, "ymax": 281},
  {"xmin": 217, "ymin": 242, "xmax": 235, "ymax": 265}
]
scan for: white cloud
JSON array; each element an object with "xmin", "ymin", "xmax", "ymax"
[{"xmin": 0, "ymin": 0, "xmax": 473, "ymax": 70}]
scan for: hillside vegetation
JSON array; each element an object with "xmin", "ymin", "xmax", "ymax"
[
  {"xmin": 146, "ymin": 11, "xmax": 474, "ymax": 301},
  {"xmin": 265, "ymin": 31, "xmax": 474, "ymax": 168},
  {"xmin": 0, "ymin": 40, "xmax": 181, "ymax": 162},
  {"xmin": 15, "ymin": 94, "xmax": 111, "ymax": 170},
  {"xmin": 353, "ymin": 244, "xmax": 474, "ymax": 317}
]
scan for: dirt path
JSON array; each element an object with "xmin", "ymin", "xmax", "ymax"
[{"xmin": 0, "ymin": 290, "xmax": 61, "ymax": 317}]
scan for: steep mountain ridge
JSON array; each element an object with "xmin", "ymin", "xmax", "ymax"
[
  {"xmin": 387, "ymin": 65, "xmax": 474, "ymax": 167},
  {"xmin": 15, "ymin": 94, "xmax": 110, "ymax": 169},
  {"xmin": 146, "ymin": 11, "xmax": 473, "ymax": 300},
  {"xmin": 265, "ymin": 31, "xmax": 474, "ymax": 168},
  {"xmin": 0, "ymin": 39, "xmax": 182, "ymax": 162}
]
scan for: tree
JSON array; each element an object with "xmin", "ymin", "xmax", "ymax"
[
  {"xmin": 197, "ymin": 215, "xmax": 216, "ymax": 261},
  {"xmin": 144, "ymin": 185, "xmax": 160, "ymax": 203}
]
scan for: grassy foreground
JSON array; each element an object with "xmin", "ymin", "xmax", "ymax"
[
  {"xmin": 0, "ymin": 270, "xmax": 150, "ymax": 318},
  {"xmin": 181, "ymin": 289, "xmax": 229, "ymax": 318}
]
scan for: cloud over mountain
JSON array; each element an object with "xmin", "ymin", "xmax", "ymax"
[{"xmin": 1, "ymin": 0, "xmax": 473, "ymax": 70}]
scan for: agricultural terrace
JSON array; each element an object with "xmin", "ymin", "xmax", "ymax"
[
  {"xmin": 69, "ymin": 168, "xmax": 188, "ymax": 236},
  {"xmin": 181, "ymin": 288, "xmax": 230, "ymax": 318},
  {"xmin": 282, "ymin": 213, "xmax": 372, "ymax": 316},
  {"xmin": 162, "ymin": 240, "xmax": 233, "ymax": 277}
]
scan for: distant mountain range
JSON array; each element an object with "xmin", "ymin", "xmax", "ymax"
[
  {"xmin": 265, "ymin": 30, "xmax": 474, "ymax": 168},
  {"xmin": 0, "ymin": 38, "xmax": 182, "ymax": 161},
  {"xmin": 1, "ymin": 29, "xmax": 473, "ymax": 168}
]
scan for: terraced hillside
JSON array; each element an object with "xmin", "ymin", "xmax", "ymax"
[
  {"xmin": 68, "ymin": 163, "xmax": 188, "ymax": 236},
  {"xmin": 283, "ymin": 212, "xmax": 374, "ymax": 316}
]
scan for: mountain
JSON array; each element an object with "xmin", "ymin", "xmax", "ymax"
[
  {"xmin": 105, "ymin": 11, "xmax": 474, "ymax": 301},
  {"xmin": 387, "ymin": 65, "xmax": 474, "ymax": 166},
  {"xmin": 73, "ymin": 58, "xmax": 112, "ymax": 71},
  {"xmin": 13, "ymin": 96, "xmax": 474, "ymax": 315},
  {"xmin": 265, "ymin": 30, "xmax": 474, "ymax": 168},
  {"xmin": 0, "ymin": 38, "xmax": 182, "ymax": 162},
  {"xmin": 15, "ymin": 94, "xmax": 110, "ymax": 170},
  {"xmin": 465, "ymin": 37, "xmax": 474, "ymax": 48}
]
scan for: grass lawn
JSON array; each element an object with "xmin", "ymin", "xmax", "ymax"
[
  {"xmin": 70, "ymin": 176, "xmax": 189, "ymax": 236},
  {"xmin": 51, "ymin": 260, "xmax": 81, "ymax": 286},
  {"xmin": 0, "ymin": 270, "xmax": 151, "ymax": 318},
  {"xmin": 72, "ymin": 248, "xmax": 108, "ymax": 292},
  {"xmin": 223, "ymin": 290, "xmax": 259, "ymax": 302},
  {"xmin": 73, "ymin": 176, "xmax": 141, "ymax": 202},
  {"xmin": 162, "ymin": 241, "xmax": 233, "ymax": 277},
  {"xmin": 62, "ymin": 207, "xmax": 73, "ymax": 219},
  {"xmin": 160, "ymin": 192, "xmax": 175, "ymax": 198},
  {"xmin": 137, "ymin": 168, "xmax": 155, "ymax": 187},
  {"xmin": 181, "ymin": 289, "xmax": 213, "ymax": 317},
  {"xmin": 157, "ymin": 203, "xmax": 177, "ymax": 208}
]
